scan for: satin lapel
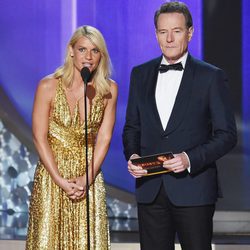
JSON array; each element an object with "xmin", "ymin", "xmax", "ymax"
[
  {"xmin": 146, "ymin": 57, "xmax": 163, "ymax": 131},
  {"xmin": 164, "ymin": 55, "xmax": 196, "ymax": 136}
]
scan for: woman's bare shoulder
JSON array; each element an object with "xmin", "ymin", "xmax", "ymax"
[
  {"xmin": 36, "ymin": 75, "xmax": 59, "ymax": 101},
  {"xmin": 108, "ymin": 79, "xmax": 118, "ymax": 95},
  {"xmin": 102, "ymin": 79, "xmax": 117, "ymax": 105},
  {"xmin": 38, "ymin": 74, "xmax": 58, "ymax": 90}
]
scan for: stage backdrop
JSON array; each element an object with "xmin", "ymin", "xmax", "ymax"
[{"xmin": 0, "ymin": 0, "xmax": 202, "ymax": 193}]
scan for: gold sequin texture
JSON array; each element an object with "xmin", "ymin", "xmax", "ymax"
[{"xmin": 26, "ymin": 79, "xmax": 110, "ymax": 250}]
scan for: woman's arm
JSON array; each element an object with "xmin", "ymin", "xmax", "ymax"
[
  {"xmin": 32, "ymin": 77, "xmax": 83, "ymax": 197},
  {"xmin": 91, "ymin": 81, "xmax": 118, "ymax": 180},
  {"xmin": 74, "ymin": 81, "xmax": 118, "ymax": 191}
]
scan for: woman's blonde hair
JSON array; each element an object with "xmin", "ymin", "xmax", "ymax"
[{"xmin": 54, "ymin": 25, "xmax": 112, "ymax": 96}]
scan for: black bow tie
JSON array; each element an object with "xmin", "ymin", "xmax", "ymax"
[{"xmin": 159, "ymin": 62, "xmax": 183, "ymax": 73}]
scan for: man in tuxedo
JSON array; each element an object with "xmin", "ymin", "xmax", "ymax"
[{"xmin": 122, "ymin": 2, "xmax": 237, "ymax": 250}]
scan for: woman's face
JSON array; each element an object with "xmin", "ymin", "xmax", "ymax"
[{"xmin": 70, "ymin": 36, "xmax": 101, "ymax": 73}]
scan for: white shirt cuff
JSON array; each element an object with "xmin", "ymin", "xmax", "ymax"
[{"xmin": 183, "ymin": 151, "xmax": 191, "ymax": 172}]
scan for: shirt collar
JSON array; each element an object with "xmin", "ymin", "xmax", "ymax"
[{"xmin": 161, "ymin": 52, "xmax": 188, "ymax": 69}]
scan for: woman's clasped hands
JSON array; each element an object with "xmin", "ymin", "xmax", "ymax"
[{"xmin": 58, "ymin": 176, "xmax": 86, "ymax": 200}]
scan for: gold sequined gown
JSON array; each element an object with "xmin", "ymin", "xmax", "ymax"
[{"xmin": 26, "ymin": 79, "xmax": 110, "ymax": 249}]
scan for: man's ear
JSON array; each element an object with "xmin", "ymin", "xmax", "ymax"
[
  {"xmin": 155, "ymin": 29, "xmax": 160, "ymax": 44},
  {"xmin": 188, "ymin": 26, "xmax": 194, "ymax": 42}
]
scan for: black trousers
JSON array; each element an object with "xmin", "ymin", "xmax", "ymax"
[{"xmin": 137, "ymin": 184, "xmax": 215, "ymax": 250}]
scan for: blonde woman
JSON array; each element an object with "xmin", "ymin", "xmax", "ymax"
[{"xmin": 26, "ymin": 26, "xmax": 117, "ymax": 250}]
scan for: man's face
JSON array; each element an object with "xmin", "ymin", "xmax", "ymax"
[{"xmin": 156, "ymin": 12, "xmax": 193, "ymax": 64}]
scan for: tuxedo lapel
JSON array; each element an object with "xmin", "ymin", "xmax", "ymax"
[
  {"xmin": 146, "ymin": 57, "xmax": 163, "ymax": 131},
  {"xmin": 163, "ymin": 54, "xmax": 196, "ymax": 136}
]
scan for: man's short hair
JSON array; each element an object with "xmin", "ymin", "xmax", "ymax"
[{"xmin": 154, "ymin": 1, "xmax": 193, "ymax": 29}]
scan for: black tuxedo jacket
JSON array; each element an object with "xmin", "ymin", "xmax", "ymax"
[{"xmin": 122, "ymin": 54, "xmax": 237, "ymax": 206}]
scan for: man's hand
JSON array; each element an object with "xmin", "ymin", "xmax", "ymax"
[
  {"xmin": 162, "ymin": 152, "xmax": 190, "ymax": 173},
  {"xmin": 128, "ymin": 154, "xmax": 147, "ymax": 178}
]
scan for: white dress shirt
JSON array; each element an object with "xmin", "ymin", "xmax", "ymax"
[
  {"xmin": 155, "ymin": 52, "xmax": 191, "ymax": 170},
  {"xmin": 155, "ymin": 53, "xmax": 188, "ymax": 130}
]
